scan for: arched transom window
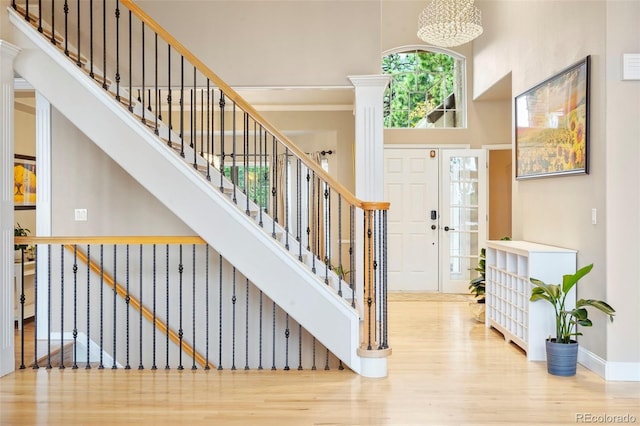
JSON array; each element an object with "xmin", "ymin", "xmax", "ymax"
[{"xmin": 382, "ymin": 48, "xmax": 465, "ymax": 128}]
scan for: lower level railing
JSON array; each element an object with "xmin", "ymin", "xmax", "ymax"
[{"xmin": 12, "ymin": 236, "xmax": 343, "ymax": 371}]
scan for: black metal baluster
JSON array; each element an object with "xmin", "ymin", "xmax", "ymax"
[
  {"xmin": 138, "ymin": 244, "xmax": 143, "ymax": 370},
  {"xmin": 125, "ymin": 244, "xmax": 130, "ymax": 369},
  {"xmin": 325, "ymin": 186, "xmax": 331, "ymax": 285},
  {"xmin": 252, "ymin": 121, "xmax": 258, "ymax": 207},
  {"xmin": 298, "ymin": 324, "xmax": 303, "ymax": 370},
  {"xmin": 219, "ymin": 92, "xmax": 226, "ymax": 193},
  {"xmin": 338, "ymin": 195, "xmax": 343, "ymax": 296},
  {"xmin": 311, "ymin": 170, "xmax": 317, "ymax": 273},
  {"xmin": 32, "ymin": 245, "xmax": 38, "ymax": 370},
  {"xmin": 365, "ymin": 212, "xmax": 373, "ymax": 350},
  {"xmin": 258, "ymin": 290, "xmax": 263, "ymax": 370},
  {"xmin": 271, "ymin": 301, "xmax": 276, "ymax": 370},
  {"xmin": 152, "ymin": 244, "xmax": 157, "ymax": 370},
  {"xmin": 60, "ymin": 246, "xmax": 65, "ymax": 369},
  {"xmin": 46, "ymin": 244, "xmax": 51, "ymax": 369},
  {"xmin": 271, "ymin": 137, "xmax": 278, "ymax": 238},
  {"xmin": 350, "ymin": 205, "xmax": 355, "ymax": 307},
  {"xmin": 218, "ymin": 254, "xmax": 223, "ymax": 370},
  {"xmin": 114, "ymin": 1, "xmax": 120, "ymax": 100},
  {"xmin": 99, "ymin": 244, "xmax": 104, "ymax": 369},
  {"xmin": 85, "ymin": 245, "xmax": 91, "ymax": 369},
  {"xmin": 63, "ymin": 0, "xmax": 69, "ymax": 56},
  {"xmin": 37, "ymin": 0, "xmax": 42, "ymax": 32},
  {"xmin": 191, "ymin": 244, "xmax": 197, "ymax": 370},
  {"xmin": 231, "ymin": 267, "xmax": 236, "ymax": 371},
  {"xmin": 50, "ymin": 0, "xmax": 56, "ymax": 45},
  {"xmin": 297, "ymin": 158, "xmax": 302, "ymax": 262},
  {"xmin": 167, "ymin": 47, "xmax": 172, "ymax": 147},
  {"xmin": 112, "ymin": 245, "xmax": 117, "ymax": 369},
  {"xmin": 284, "ymin": 147, "xmax": 290, "ymax": 250},
  {"xmin": 190, "ymin": 72, "xmax": 195, "ymax": 152},
  {"xmin": 312, "ymin": 337, "xmax": 317, "ymax": 370},
  {"xmin": 128, "ymin": 9, "xmax": 132, "ymax": 112},
  {"xmin": 179, "ymin": 56, "xmax": 184, "ymax": 157},
  {"xmin": 306, "ymin": 167, "xmax": 311, "ymax": 252},
  {"xmin": 76, "ymin": 0, "xmax": 82, "ymax": 67},
  {"xmin": 232, "ymin": 103, "xmax": 237, "ymax": 204},
  {"xmin": 72, "ymin": 246, "xmax": 78, "ymax": 369},
  {"xmin": 18, "ymin": 248, "xmax": 25, "ymax": 369},
  {"xmin": 102, "ymin": 0, "xmax": 107, "ymax": 89},
  {"xmin": 154, "ymin": 34, "xmax": 159, "ymax": 135},
  {"xmin": 258, "ymin": 126, "xmax": 264, "ymax": 227},
  {"xmin": 205, "ymin": 81, "xmax": 211, "ymax": 181},
  {"xmin": 178, "ymin": 245, "xmax": 184, "ymax": 370},
  {"xmin": 244, "ymin": 113, "xmax": 250, "ymax": 215},
  {"xmin": 284, "ymin": 314, "xmax": 290, "ymax": 370},
  {"xmin": 200, "ymin": 88, "xmax": 204, "ymax": 156},
  {"xmin": 89, "ymin": 0, "xmax": 94, "ymax": 78},
  {"xmin": 165, "ymin": 244, "xmax": 170, "ymax": 370},
  {"xmin": 325, "ymin": 348, "xmax": 330, "ymax": 370},
  {"xmin": 205, "ymin": 245, "xmax": 210, "ymax": 370},
  {"xmin": 244, "ymin": 278, "xmax": 249, "ymax": 370},
  {"xmin": 141, "ymin": 22, "xmax": 146, "ymax": 125}
]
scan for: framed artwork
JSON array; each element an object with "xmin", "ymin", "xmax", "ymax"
[
  {"xmin": 515, "ymin": 56, "xmax": 590, "ymax": 179},
  {"xmin": 14, "ymin": 154, "xmax": 36, "ymax": 210}
]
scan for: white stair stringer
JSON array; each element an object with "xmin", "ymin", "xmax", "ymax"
[{"xmin": 10, "ymin": 11, "xmax": 363, "ymax": 374}]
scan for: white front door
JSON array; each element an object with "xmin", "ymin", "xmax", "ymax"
[
  {"xmin": 384, "ymin": 148, "xmax": 439, "ymax": 291},
  {"xmin": 439, "ymin": 149, "xmax": 486, "ymax": 293},
  {"xmin": 383, "ymin": 147, "xmax": 487, "ymax": 293}
]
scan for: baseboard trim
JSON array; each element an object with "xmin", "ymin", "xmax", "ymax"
[{"xmin": 578, "ymin": 347, "xmax": 640, "ymax": 381}]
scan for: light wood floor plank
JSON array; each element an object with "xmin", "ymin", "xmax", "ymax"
[{"xmin": 1, "ymin": 295, "xmax": 638, "ymax": 425}]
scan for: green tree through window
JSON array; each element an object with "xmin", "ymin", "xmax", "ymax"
[{"xmin": 382, "ymin": 49, "xmax": 463, "ymax": 128}]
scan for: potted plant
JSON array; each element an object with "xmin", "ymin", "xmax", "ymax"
[
  {"xmin": 14, "ymin": 222, "xmax": 31, "ymax": 261},
  {"xmin": 529, "ymin": 263, "xmax": 615, "ymax": 376},
  {"xmin": 468, "ymin": 248, "xmax": 486, "ymax": 322}
]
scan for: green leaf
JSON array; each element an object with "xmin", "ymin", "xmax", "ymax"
[{"xmin": 562, "ymin": 263, "xmax": 593, "ymax": 294}]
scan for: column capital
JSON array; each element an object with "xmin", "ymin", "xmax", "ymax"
[
  {"xmin": 0, "ymin": 40, "xmax": 21, "ymax": 60},
  {"xmin": 348, "ymin": 75, "xmax": 391, "ymax": 89}
]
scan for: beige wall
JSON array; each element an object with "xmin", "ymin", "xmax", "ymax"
[
  {"xmin": 604, "ymin": 0, "xmax": 640, "ymax": 365},
  {"xmin": 50, "ymin": 108, "xmax": 194, "ymax": 236},
  {"xmin": 475, "ymin": 0, "xmax": 640, "ymax": 364},
  {"xmin": 137, "ymin": 0, "xmax": 381, "ymax": 87}
]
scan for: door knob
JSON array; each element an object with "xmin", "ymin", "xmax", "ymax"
[
  {"xmin": 444, "ymin": 226, "xmax": 454, "ymax": 231},
  {"xmin": 431, "ymin": 225, "xmax": 437, "ymax": 230}
]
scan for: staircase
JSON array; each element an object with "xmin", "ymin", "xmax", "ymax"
[{"xmin": 7, "ymin": 1, "xmax": 390, "ymax": 377}]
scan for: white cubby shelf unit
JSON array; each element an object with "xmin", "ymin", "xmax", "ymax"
[{"xmin": 485, "ymin": 240, "xmax": 577, "ymax": 361}]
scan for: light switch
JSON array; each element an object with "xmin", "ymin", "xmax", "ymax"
[
  {"xmin": 75, "ymin": 208, "xmax": 88, "ymax": 221},
  {"xmin": 591, "ymin": 208, "xmax": 597, "ymax": 225}
]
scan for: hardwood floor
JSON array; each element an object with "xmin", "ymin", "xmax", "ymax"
[{"xmin": 1, "ymin": 294, "xmax": 638, "ymax": 425}]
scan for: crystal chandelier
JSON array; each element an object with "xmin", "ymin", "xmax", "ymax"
[{"xmin": 417, "ymin": 0, "xmax": 483, "ymax": 48}]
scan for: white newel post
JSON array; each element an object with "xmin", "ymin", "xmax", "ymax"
[
  {"xmin": 0, "ymin": 40, "xmax": 21, "ymax": 377},
  {"xmin": 349, "ymin": 75, "xmax": 390, "ymax": 378}
]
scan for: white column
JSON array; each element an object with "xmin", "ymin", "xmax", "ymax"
[
  {"xmin": 348, "ymin": 75, "xmax": 390, "ymax": 202},
  {"xmin": 0, "ymin": 40, "xmax": 21, "ymax": 378},
  {"xmin": 348, "ymin": 75, "xmax": 391, "ymax": 378}
]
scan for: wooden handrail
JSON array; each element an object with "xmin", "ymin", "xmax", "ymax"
[
  {"xmin": 119, "ymin": 0, "xmax": 366, "ymax": 209},
  {"xmin": 14, "ymin": 236, "xmax": 206, "ymax": 245}
]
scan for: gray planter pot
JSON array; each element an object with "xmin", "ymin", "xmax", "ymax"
[{"xmin": 545, "ymin": 339, "xmax": 578, "ymax": 376}]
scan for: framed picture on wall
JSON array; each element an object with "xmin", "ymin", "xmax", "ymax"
[
  {"xmin": 515, "ymin": 56, "xmax": 590, "ymax": 179},
  {"xmin": 14, "ymin": 154, "xmax": 36, "ymax": 210}
]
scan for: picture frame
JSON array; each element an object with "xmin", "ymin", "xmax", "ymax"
[
  {"xmin": 14, "ymin": 154, "xmax": 36, "ymax": 210},
  {"xmin": 515, "ymin": 56, "xmax": 590, "ymax": 179}
]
